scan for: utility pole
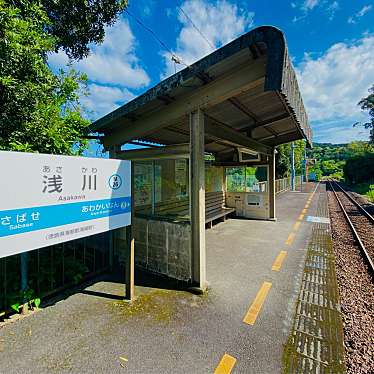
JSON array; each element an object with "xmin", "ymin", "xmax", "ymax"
[
  {"xmin": 300, "ymin": 141, "xmax": 306, "ymax": 192},
  {"xmin": 304, "ymin": 146, "xmax": 308, "ymax": 183},
  {"xmin": 291, "ymin": 142, "xmax": 295, "ymax": 191}
]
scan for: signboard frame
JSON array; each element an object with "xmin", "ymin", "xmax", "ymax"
[{"xmin": 0, "ymin": 151, "xmax": 131, "ymax": 258}]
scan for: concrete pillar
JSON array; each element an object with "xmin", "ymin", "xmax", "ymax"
[
  {"xmin": 109, "ymin": 146, "xmax": 134, "ymax": 301},
  {"xmin": 269, "ymin": 148, "xmax": 276, "ymax": 221},
  {"xmin": 190, "ymin": 108, "xmax": 207, "ymax": 291},
  {"xmin": 125, "ymin": 223, "xmax": 135, "ymax": 300}
]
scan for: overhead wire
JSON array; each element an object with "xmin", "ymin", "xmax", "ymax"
[
  {"xmin": 176, "ymin": 6, "xmax": 215, "ymax": 50},
  {"xmin": 124, "ymin": 8, "xmax": 190, "ymax": 69}
]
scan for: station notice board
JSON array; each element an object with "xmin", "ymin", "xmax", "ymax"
[{"xmin": 0, "ymin": 151, "xmax": 131, "ymax": 258}]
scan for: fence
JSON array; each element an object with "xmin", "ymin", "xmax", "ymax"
[
  {"xmin": 275, "ymin": 175, "xmax": 303, "ymax": 194},
  {"xmin": 258, "ymin": 176, "xmax": 303, "ymax": 195},
  {"xmin": 0, "ymin": 231, "xmax": 111, "ymax": 315}
]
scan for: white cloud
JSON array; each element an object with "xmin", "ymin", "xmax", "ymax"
[
  {"xmin": 348, "ymin": 4, "xmax": 372, "ymax": 24},
  {"xmin": 357, "ymin": 4, "xmax": 372, "ymax": 17},
  {"xmin": 327, "ymin": 1, "xmax": 339, "ymax": 20},
  {"xmin": 49, "ymin": 18, "xmax": 150, "ymax": 89},
  {"xmin": 82, "ymin": 84, "xmax": 135, "ymax": 120},
  {"xmin": 296, "ymin": 35, "xmax": 374, "ymax": 143},
  {"xmin": 140, "ymin": 0, "xmax": 156, "ymax": 17},
  {"xmin": 162, "ymin": 0, "xmax": 254, "ymax": 77},
  {"xmin": 293, "ymin": 0, "xmax": 340, "ymax": 22},
  {"xmin": 48, "ymin": 17, "xmax": 150, "ymax": 122},
  {"xmin": 313, "ymin": 122, "xmax": 370, "ymax": 143},
  {"xmin": 303, "ymin": 0, "xmax": 319, "ymax": 11},
  {"xmin": 143, "ymin": 5, "xmax": 151, "ymax": 17}
]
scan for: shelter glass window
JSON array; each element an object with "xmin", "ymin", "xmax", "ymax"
[
  {"xmin": 134, "ymin": 161, "xmax": 154, "ymax": 216},
  {"xmin": 226, "ymin": 166, "xmax": 268, "ymax": 192},
  {"xmin": 205, "ymin": 165, "xmax": 224, "ymax": 193},
  {"xmin": 154, "ymin": 159, "xmax": 189, "ymax": 220},
  {"xmin": 133, "ymin": 159, "xmax": 190, "ymax": 222}
]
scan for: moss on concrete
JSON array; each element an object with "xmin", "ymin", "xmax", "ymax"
[{"xmin": 110, "ymin": 288, "xmax": 209, "ymax": 324}]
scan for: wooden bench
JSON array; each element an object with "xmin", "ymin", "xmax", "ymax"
[
  {"xmin": 205, "ymin": 191, "xmax": 235, "ymax": 228},
  {"xmin": 135, "ymin": 191, "xmax": 235, "ymax": 228},
  {"xmin": 135, "ymin": 198, "xmax": 189, "ymax": 219}
]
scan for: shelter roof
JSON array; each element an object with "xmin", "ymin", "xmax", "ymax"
[{"xmin": 91, "ymin": 26, "xmax": 312, "ymax": 156}]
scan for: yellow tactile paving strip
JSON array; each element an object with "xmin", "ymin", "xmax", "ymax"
[
  {"xmin": 282, "ymin": 184, "xmax": 346, "ymax": 373},
  {"xmin": 215, "ymin": 183, "xmax": 320, "ymax": 373}
]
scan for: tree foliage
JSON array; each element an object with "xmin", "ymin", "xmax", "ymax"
[
  {"xmin": 6, "ymin": 0, "xmax": 128, "ymax": 60},
  {"xmin": 344, "ymin": 153, "xmax": 374, "ymax": 184},
  {"xmin": 354, "ymin": 84, "xmax": 374, "ymax": 144},
  {"xmin": 275, "ymin": 140, "xmax": 306, "ymax": 179},
  {"xmin": 1, "ymin": 0, "xmax": 129, "ymax": 154},
  {"xmin": 0, "ymin": 1, "xmax": 91, "ymax": 154},
  {"xmin": 308, "ymin": 141, "xmax": 374, "ymax": 182}
]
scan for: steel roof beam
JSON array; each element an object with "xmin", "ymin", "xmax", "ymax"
[
  {"xmin": 204, "ymin": 115, "xmax": 272, "ymax": 156},
  {"xmin": 227, "ymin": 97, "xmax": 259, "ymax": 123},
  {"xmin": 115, "ymin": 143, "xmax": 190, "ymax": 160}
]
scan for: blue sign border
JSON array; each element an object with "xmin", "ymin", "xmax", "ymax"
[{"xmin": 0, "ymin": 197, "xmax": 131, "ymax": 238}]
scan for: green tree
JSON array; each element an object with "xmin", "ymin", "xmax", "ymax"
[
  {"xmin": 275, "ymin": 143, "xmax": 291, "ymax": 178},
  {"xmin": 344, "ymin": 153, "xmax": 374, "ymax": 184},
  {"xmin": 6, "ymin": 0, "xmax": 128, "ymax": 60},
  {"xmin": 346, "ymin": 140, "xmax": 373, "ymax": 157},
  {"xmin": 0, "ymin": 1, "xmax": 90, "ymax": 154},
  {"xmin": 275, "ymin": 140, "xmax": 306, "ymax": 179},
  {"xmin": 354, "ymin": 84, "xmax": 374, "ymax": 144},
  {"xmin": 308, "ymin": 161, "xmax": 323, "ymax": 181}
]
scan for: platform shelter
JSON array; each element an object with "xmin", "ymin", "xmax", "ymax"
[{"xmin": 90, "ymin": 26, "xmax": 312, "ymax": 294}]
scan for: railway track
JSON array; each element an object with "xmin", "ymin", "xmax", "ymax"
[
  {"xmin": 328, "ymin": 180, "xmax": 374, "ymax": 276},
  {"xmin": 327, "ymin": 180, "xmax": 374, "ymax": 374}
]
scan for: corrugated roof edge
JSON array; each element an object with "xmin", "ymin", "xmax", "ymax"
[{"xmin": 90, "ymin": 25, "xmax": 312, "ymax": 145}]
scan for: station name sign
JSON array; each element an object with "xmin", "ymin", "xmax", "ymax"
[{"xmin": 0, "ymin": 151, "xmax": 131, "ymax": 258}]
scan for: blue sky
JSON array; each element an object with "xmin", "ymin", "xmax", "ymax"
[{"xmin": 49, "ymin": 0, "xmax": 374, "ymax": 145}]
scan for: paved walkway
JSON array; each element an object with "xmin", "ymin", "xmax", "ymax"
[
  {"xmin": 284, "ymin": 184, "xmax": 346, "ymax": 373},
  {"xmin": 0, "ymin": 184, "xmax": 320, "ymax": 373}
]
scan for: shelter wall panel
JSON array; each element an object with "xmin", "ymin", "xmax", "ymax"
[
  {"xmin": 133, "ymin": 218, "xmax": 191, "ymax": 281},
  {"xmin": 166, "ymin": 223, "xmax": 191, "ymax": 281},
  {"xmin": 133, "ymin": 219, "xmax": 148, "ymax": 268},
  {"xmin": 147, "ymin": 220, "xmax": 168, "ymax": 275}
]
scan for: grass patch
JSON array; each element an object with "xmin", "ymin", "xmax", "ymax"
[
  {"xmin": 351, "ymin": 183, "xmax": 374, "ymax": 202},
  {"xmin": 110, "ymin": 288, "xmax": 208, "ymax": 325}
]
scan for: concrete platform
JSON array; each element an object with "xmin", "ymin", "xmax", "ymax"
[{"xmin": 0, "ymin": 184, "xmax": 322, "ymax": 374}]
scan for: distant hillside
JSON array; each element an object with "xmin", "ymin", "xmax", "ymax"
[
  {"xmin": 313, "ymin": 142, "xmax": 347, "ymax": 148},
  {"xmin": 307, "ymin": 141, "xmax": 374, "ymax": 183}
]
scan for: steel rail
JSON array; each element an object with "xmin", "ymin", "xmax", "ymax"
[
  {"xmin": 333, "ymin": 181, "xmax": 374, "ymax": 224},
  {"xmin": 329, "ymin": 180, "xmax": 374, "ymax": 275}
]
